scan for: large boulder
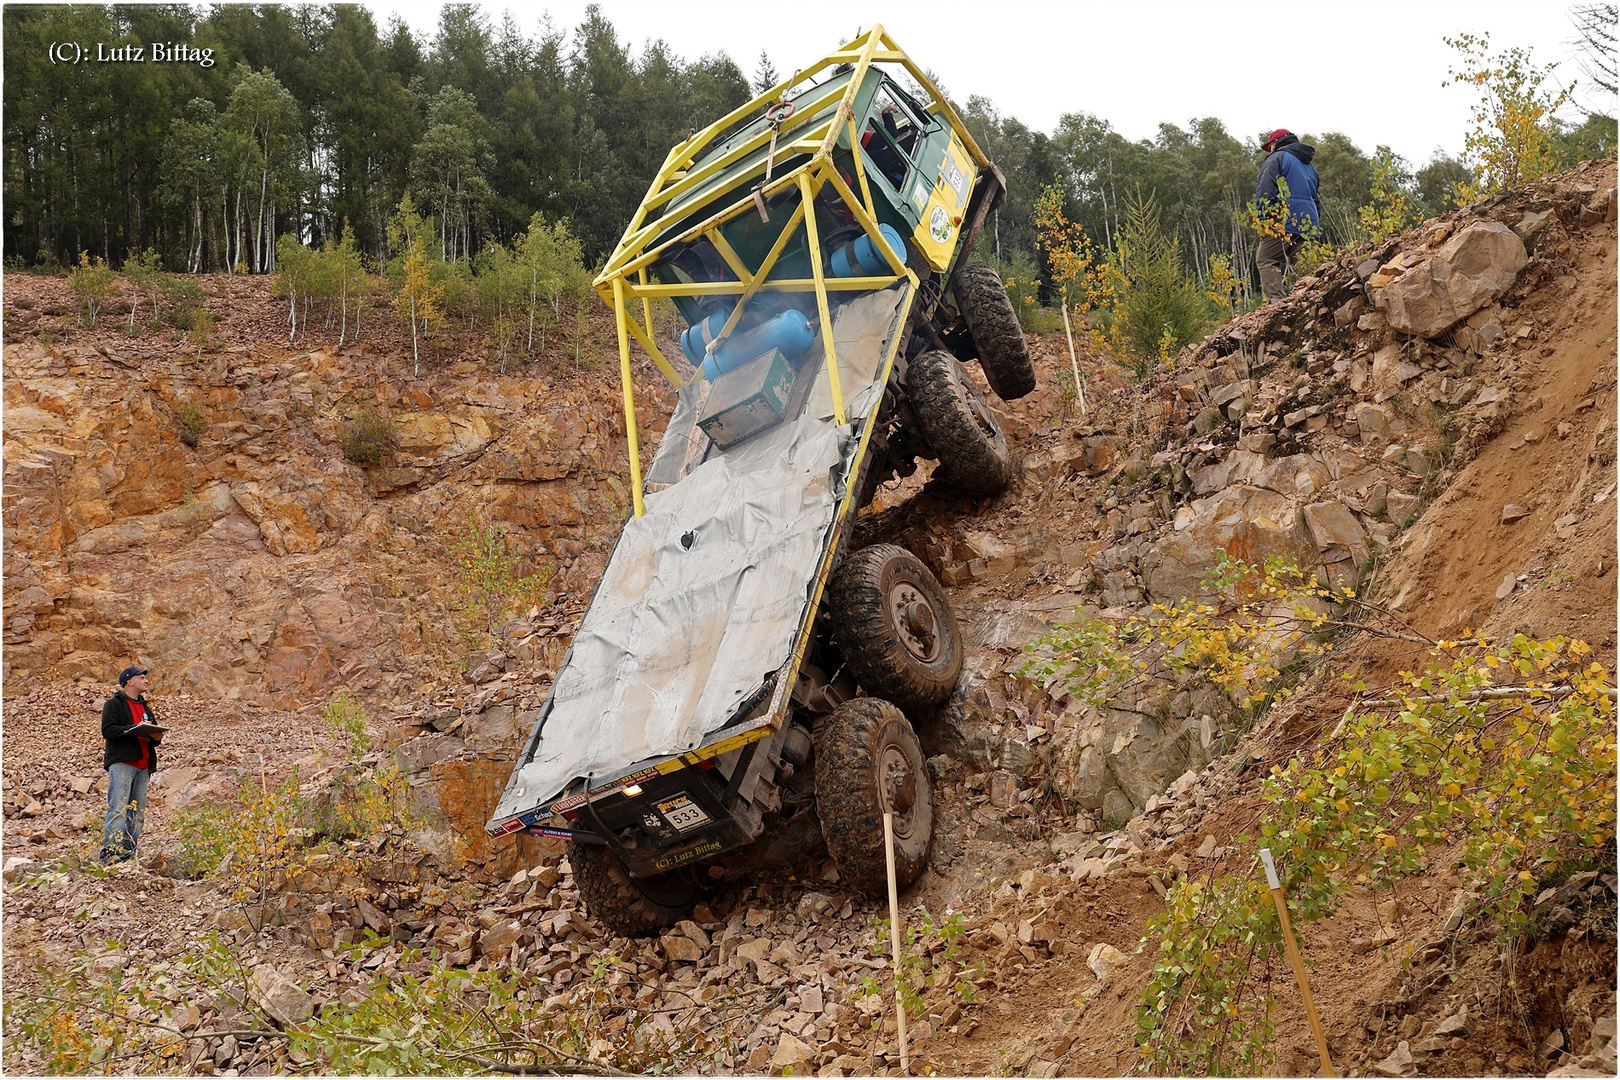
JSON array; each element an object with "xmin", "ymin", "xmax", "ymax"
[
  {"xmin": 1143, "ymin": 485, "xmax": 1314, "ymax": 603},
  {"xmin": 768, "ymin": 1034, "xmax": 817, "ymax": 1077},
  {"xmin": 1302, "ymin": 501, "xmax": 1371, "ymax": 587},
  {"xmin": 250, "ymin": 965, "xmax": 314, "ymax": 1028},
  {"xmin": 1375, "ymin": 221, "xmax": 1527, "ymax": 338}
]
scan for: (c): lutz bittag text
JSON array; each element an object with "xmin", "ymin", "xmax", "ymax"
[{"xmin": 49, "ymin": 42, "xmax": 216, "ymax": 66}]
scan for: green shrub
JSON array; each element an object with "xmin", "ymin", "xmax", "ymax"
[
  {"xmin": 177, "ymin": 401, "xmax": 207, "ymax": 446},
  {"xmin": 1096, "ymin": 196, "xmax": 1213, "ymax": 378},
  {"xmin": 342, "ymin": 407, "xmax": 392, "ymax": 466},
  {"xmin": 67, "ymin": 251, "xmax": 118, "ymax": 327},
  {"xmin": 450, "ymin": 520, "xmax": 554, "ymax": 652},
  {"xmin": 996, "ymin": 251, "xmax": 1045, "ymax": 333},
  {"xmin": 186, "ymin": 308, "xmax": 215, "ymax": 354},
  {"xmin": 161, "ymin": 275, "xmax": 206, "ymax": 329},
  {"xmin": 1134, "ymin": 633, "xmax": 1615, "ymax": 1074},
  {"xmin": 121, "ymin": 248, "xmax": 164, "ymax": 330}
]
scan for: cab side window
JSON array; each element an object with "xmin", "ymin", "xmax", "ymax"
[{"xmin": 861, "ymin": 86, "xmax": 924, "ymax": 190}]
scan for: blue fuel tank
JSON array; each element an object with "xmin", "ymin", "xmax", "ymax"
[
  {"xmin": 697, "ymin": 308, "xmax": 815, "ymax": 382},
  {"xmin": 830, "ymin": 223, "xmax": 905, "ymax": 278},
  {"xmin": 679, "ymin": 309, "xmax": 730, "ymax": 368}
]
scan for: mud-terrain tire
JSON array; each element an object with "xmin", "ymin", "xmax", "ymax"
[
  {"xmin": 814, "ymin": 697, "xmax": 932, "ymax": 893},
  {"xmin": 952, "ymin": 261, "xmax": 1035, "ymax": 400},
  {"xmin": 829, "ymin": 544, "xmax": 962, "ymax": 713},
  {"xmin": 908, "ymin": 349, "xmax": 1012, "ymax": 497},
  {"xmin": 568, "ymin": 840, "xmax": 698, "ymax": 937}
]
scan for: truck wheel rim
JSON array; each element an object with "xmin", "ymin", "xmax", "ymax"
[
  {"xmin": 880, "ymin": 743, "xmax": 918, "ymax": 838},
  {"xmin": 955, "ymin": 366, "xmax": 999, "ymax": 440},
  {"xmin": 888, "ymin": 582, "xmax": 940, "ymax": 662}
]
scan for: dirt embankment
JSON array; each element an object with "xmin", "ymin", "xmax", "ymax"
[{"xmin": 3, "ymin": 159, "xmax": 1615, "ymax": 1078}]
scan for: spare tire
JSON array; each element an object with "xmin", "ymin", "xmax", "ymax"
[
  {"xmin": 568, "ymin": 839, "xmax": 699, "ymax": 938},
  {"xmin": 829, "ymin": 543, "xmax": 963, "ymax": 714},
  {"xmin": 952, "ymin": 261, "xmax": 1036, "ymax": 400},
  {"xmin": 814, "ymin": 697, "xmax": 932, "ymax": 893},
  {"xmin": 907, "ymin": 349, "xmax": 1011, "ymax": 497}
]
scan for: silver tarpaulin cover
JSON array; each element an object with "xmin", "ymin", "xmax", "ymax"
[{"xmin": 493, "ymin": 286, "xmax": 908, "ymax": 820}]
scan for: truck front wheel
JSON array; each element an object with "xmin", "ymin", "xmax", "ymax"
[
  {"xmin": 951, "ymin": 261, "xmax": 1036, "ymax": 400},
  {"xmin": 829, "ymin": 543, "xmax": 962, "ymax": 714},
  {"xmin": 814, "ymin": 697, "xmax": 933, "ymax": 893},
  {"xmin": 568, "ymin": 840, "xmax": 699, "ymax": 937},
  {"xmin": 908, "ymin": 349, "xmax": 1012, "ymax": 497}
]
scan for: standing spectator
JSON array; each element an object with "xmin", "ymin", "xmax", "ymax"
[
  {"xmin": 1255, "ymin": 128, "xmax": 1321, "ymax": 300},
  {"xmin": 101, "ymin": 665, "xmax": 164, "ymax": 865}
]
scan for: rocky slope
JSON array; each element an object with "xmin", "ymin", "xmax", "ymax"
[
  {"xmin": 3, "ymin": 158, "xmax": 1615, "ymax": 1077},
  {"xmin": 3, "ymin": 290, "xmax": 675, "ymax": 707}
]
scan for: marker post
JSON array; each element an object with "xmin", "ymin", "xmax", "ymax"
[
  {"xmin": 1259, "ymin": 848, "xmax": 1335, "ymax": 1078},
  {"xmin": 883, "ymin": 812, "xmax": 909, "ymax": 1074}
]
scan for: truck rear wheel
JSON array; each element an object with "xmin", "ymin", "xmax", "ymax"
[
  {"xmin": 814, "ymin": 697, "xmax": 932, "ymax": 893},
  {"xmin": 829, "ymin": 544, "xmax": 962, "ymax": 714},
  {"xmin": 951, "ymin": 261, "xmax": 1036, "ymax": 400},
  {"xmin": 908, "ymin": 349, "xmax": 1011, "ymax": 497},
  {"xmin": 568, "ymin": 840, "xmax": 699, "ymax": 938}
]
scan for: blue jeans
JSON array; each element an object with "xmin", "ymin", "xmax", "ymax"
[{"xmin": 101, "ymin": 763, "xmax": 150, "ymax": 863}]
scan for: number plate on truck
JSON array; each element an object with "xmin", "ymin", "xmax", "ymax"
[{"xmin": 657, "ymin": 794, "xmax": 712, "ymax": 832}]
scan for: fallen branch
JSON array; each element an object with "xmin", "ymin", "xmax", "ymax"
[
  {"xmin": 1356, "ymin": 685, "xmax": 1616, "ymax": 708},
  {"xmin": 1320, "ymin": 620, "xmax": 1435, "ymax": 645},
  {"xmin": 29, "ymin": 993, "xmax": 281, "ymax": 1044},
  {"xmin": 450, "ymin": 1050, "xmax": 630, "ymax": 1076}
]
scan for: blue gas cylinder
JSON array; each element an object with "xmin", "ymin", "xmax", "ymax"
[
  {"xmin": 830, "ymin": 223, "xmax": 905, "ymax": 278},
  {"xmin": 700, "ymin": 309, "xmax": 815, "ymax": 381},
  {"xmin": 680, "ymin": 310, "xmax": 730, "ymax": 367}
]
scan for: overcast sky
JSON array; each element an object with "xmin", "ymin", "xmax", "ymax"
[{"xmin": 365, "ymin": 0, "xmax": 1611, "ymax": 166}]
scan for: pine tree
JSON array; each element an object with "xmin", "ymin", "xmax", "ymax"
[{"xmin": 752, "ymin": 50, "xmax": 778, "ymax": 95}]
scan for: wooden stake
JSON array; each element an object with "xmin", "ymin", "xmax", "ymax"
[
  {"xmin": 883, "ymin": 811, "xmax": 909, "ymax": 1074},
  {"xmin": 1259, "ymin": 849, "xmax": 1335, "ymax": 1077},
  {"xmin": 1059, "ymin": 296, "xmax": 1088, "ymax": 416}
]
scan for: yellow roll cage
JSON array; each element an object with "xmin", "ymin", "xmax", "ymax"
[{"xmin": 592, "ymin": 24, "xmax": 990, "ymax": 518}]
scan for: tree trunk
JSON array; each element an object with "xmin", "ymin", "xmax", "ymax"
[{"xmin": 256, "ymin": 162, "xmax": 270, "ymax": 274}]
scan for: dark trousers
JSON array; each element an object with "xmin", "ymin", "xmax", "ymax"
[{"xmin": 1257, "ymin": 234, "xmax": 1303, "ymax": 300}]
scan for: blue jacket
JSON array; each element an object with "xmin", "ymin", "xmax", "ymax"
[{"xmin": 1256, "ymin": 138, "xmax": 1319, "ymax": 236}]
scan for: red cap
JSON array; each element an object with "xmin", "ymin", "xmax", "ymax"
[{"xmin": 1262, "ymin": 128, "xmax": 1291, "ymax": 151}]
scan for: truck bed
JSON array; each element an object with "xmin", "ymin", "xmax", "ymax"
[{"xmin": 489, "ymin": 284, "xmax": 914, "ymax": 829}]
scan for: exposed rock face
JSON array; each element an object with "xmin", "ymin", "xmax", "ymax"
[
  {"xmin": 1374, "ymin": 221, "xmax": 1528, "ymax": 337},
  {"xmin": 2, "ymin": 340, "xmax": 671, "ymax": 706},
  {"xmin": 1146, "ymin": 484, "xmax": 1311, "ymax": 602}
]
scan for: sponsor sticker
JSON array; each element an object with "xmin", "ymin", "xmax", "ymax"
[
  {"xmin": 940, "ymin": 157, "xmax": 967, "ymax": 207},
  {"xmin": 548, "ymin": 765, "xmax": 668, "ymax": 814},
  {"xmin": 929, "ymin": 205, "xmax": 951, "ymax": 245},
  {"xmin": 657, "ymin": 793, "xmax": 712, "ymax": 832}
]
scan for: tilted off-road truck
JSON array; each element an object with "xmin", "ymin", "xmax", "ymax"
[{"xmin": 487, "ymin": 26, "xmax": 1035, "ymax": 935}]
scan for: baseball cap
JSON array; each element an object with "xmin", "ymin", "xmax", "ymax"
[
  {"xmin": 1262, "ymin": 128, "xmax": 1292, "ymax": 152},
  {"xmin": 119, "ymin": 666, "xmax": 149, "ymax": 686}
]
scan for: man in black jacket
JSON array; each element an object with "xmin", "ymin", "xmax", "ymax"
[{"xmin": 101, "ymin": 665, "xmax": 164, "ymax": 865}]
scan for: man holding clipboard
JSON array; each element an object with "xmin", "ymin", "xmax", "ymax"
[{"xmin": 100, "ymin": 666, "xmax": 167, "ymax": 866}]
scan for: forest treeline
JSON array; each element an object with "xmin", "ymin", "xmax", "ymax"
[
  {"xmin": 6, "ymin": 3, "xmax": 1615, "ymax": 295},
  {"xmin": 5, "ymin": 3, "xmax": 752, "ymax": 273}
]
